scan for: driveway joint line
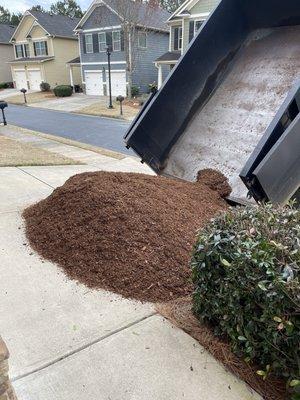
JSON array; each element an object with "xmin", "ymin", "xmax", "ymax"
[
  {"xmin": 12, "ymin": 311, "xmax": 157, "ymax": 382},
  {"xmin": 16, "ymin": 167, "xmax": 55, "ymax": 189}
]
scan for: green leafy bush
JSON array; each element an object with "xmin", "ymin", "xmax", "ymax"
[
  {"xmin": 40, "ymin": 82, "xmax": 50, "ymax": 92},
  {"xmin": 130, "ymin": 85, "xmax": 139, "ymax": 97},
  {"xmin": 0, "ymin": 82, "xmax": 13, "ymax": 89},
  {"xmin": 53, "ymin": 85, "xmax": 73, "ymax": 97},
  {"xmin": 191, "ymin": 204, "xmax": 300, "ymax": 394}
]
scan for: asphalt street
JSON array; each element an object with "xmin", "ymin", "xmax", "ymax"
[{"xmin": 5, "ymin": 104, "xmax": 132, "ymax": 155}]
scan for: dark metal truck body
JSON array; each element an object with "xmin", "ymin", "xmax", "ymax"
[{"xmin": 124, "ymin": 0, "xmax": 300, "ymax": 203}]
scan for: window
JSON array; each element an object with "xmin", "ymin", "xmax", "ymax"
[
  {"xmin": 98, "ymin": 32, "xmax": 107, "ymax": 52},
  {"xmin": 85, "ymin": 34, "xmax": 93, "ymax": 53},
  {"xmin": 24, "ymin": 43, "xmax": 30, "ymax": 58},
  {"xmin": 173, "ymin": 26, "xmax": 182, "ymax": 50},
  {"xmin": 194, "ymin": 20, "xmax": 203, "ymax": 35},
  {"xmin": 138, "ymin": 32, "xmax": 147, "ymax": 49},
  {"xmin": 15, "ymin": 43, "xmax": 31, "ymax": 58},
  {"xmin": 112, "ymin": 30, "xmax": 121, "ymax": 51},
  {"xmin": 178, "ymin": 27, "xmax": 182, "ymax": 50},
  {"xmin": 15, "ymin": 44, "xmax": 23, "ymax": 58},
  {"xmin": 34, "ymin": 41, "xmax": 48, "ymax": 56}
]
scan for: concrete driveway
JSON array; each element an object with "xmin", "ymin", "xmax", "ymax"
[
  {"xmin": 0, "ymin": 126, "xmax": 261, "ymax": 400},
  {"xmin": 29, "ymin": 93, "xmax": 107, "ymax": 112},
  {"xmin": 5, "ymin": 104, "xmax": 131, "ymax": 155}
]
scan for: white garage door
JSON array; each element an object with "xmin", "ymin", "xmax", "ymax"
[
  {"xmin": 108, "ymin": 70, "xmax": 127, "ymax": 97},
  {"xmin": 85, "ymin": 71, "xmax": 104, "ymax": 96},
  {"xmin": 14, "ymin": 70, "xmax": 27, "ymax": 90},
  {"xmin": 28, "ymin": 69, "xmax": 42, "ymax": 91}
]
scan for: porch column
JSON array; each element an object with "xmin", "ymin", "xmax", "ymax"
[
  {"xmin": 69, "ymin": 66, "xmax": 74, "ymax": 92},
  {"xmin": 157, "ymin": 64, "xmax": 163, "ymax": 89}
]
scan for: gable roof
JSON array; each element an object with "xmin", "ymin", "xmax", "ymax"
[
  {"xmin": 0, "ymin": 24, "xmax": 15, "ymax": 44},
  {"xmin": 11, "ymin": 11, "xmax": 80, "ymax": 41},
  {"xmin": 75, "ymin": 0, "xmax": 170, "ymax": 32},
  {"xmin": 168, "ymin": 0, "xmax": 215, "ymax": 21}
]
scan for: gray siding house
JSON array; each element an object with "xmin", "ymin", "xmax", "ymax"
[{"xmin": 75, "ymin": 0, "xmax": 170, "ymax": 96}]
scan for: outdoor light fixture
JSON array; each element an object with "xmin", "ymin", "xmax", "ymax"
[
  {"xmin": 0, "ymin": 101, "xmax": 8, "ymax": 126},
  {"xmin": 116, "ymin": 95, "xmax": 125, "ymax": 116},
  {"xmin": 20, "ymin": 88, "xmax": 27, "ymax": 104},
  {"xmin": 106, "ymin": 46, "xmax": 113, "ymax": 109}
]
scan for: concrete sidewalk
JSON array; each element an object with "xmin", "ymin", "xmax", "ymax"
[{"xmin": 0, "ymin": 126, "xmax": 261, "ymax": 400}]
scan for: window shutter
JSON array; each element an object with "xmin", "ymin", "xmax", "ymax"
[
  {"xmin": 106, "ymin": 32, "xmax": 113, "ymax": 52},
  {"xmin": 93, "ymin": 33, "xmax": 99, "ymax": 53},
  {"xmin": 33, "ymin": 42, "xmax": 37, "ymax": 56},
  {"xmin": 121, "ymin": 30, "xmax": 124, "ymax": 51},
  {"xmin": 189, "ymin": 21, "xmax": 195, "ymax": 43},
  {"xmin": 82, "ymin": 34, "xmax": 86, "ymax": 54},
  {"xmin": 21, "ymin": 45, "xmax": 24, "ymax": 58},
  {"xmin": 44, "ymin": 41, "xmax": 48, "ymax": 56},
  {"xmin": 174, "ymin": 27, "xmax": 179, "ymax": 51}
]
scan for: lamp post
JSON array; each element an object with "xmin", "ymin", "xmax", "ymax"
[
  {"xmin": 0, "ymin": 101, "xmax": 8, "ymax": 126},
  {"xmin": 106, "ymin": 46, "xmax": 113, "ymax": 109}
]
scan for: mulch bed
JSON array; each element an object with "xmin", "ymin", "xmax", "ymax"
[
  {"xmin": 157, "ymin": 298, "xmax": 288, "ymax": 400},
  {"xmin": 23, "ymin": 169, "xmax": 229, "ymax": 303}
]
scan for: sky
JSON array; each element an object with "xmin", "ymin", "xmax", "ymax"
[{"xmin": 1, "ymin": 0, "xmax": 90, "ymax": 13}]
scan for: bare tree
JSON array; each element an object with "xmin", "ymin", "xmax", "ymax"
[{"xmin": 97, "ymin": 0, "xmax": 162, "ymax": 98}]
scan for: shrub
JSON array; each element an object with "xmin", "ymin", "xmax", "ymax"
[
  {"xmin": 130, "ymin": 85, "xmax": 139, "ymax": 97},
  {"xmin": 191, "ymin": 203, "xmax": 300, "ymax": 394},
  {"xmin": 53, "ymin": 85, "xmax": 73, "ymax": 97},
  {"xmin": 148, "ymin": 82, "xmax": 158, "ymax": 94},
  {"xmin": 0, "ymin": 82, "xmax": 13, "ymax": 89},
  {"xmin": 40, "ymin": 82, "xmax": 50, "ymax": 92}
]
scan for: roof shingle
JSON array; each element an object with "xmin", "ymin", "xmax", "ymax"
[
  {"xmin": 80, "ymin": 0, "xmax": 170, "ymax": 32},
  {"xmin": 29, "ymin": 11, "xmax": 80, "ymax": 39},
  {"xmin": 0, "ymin": 24, "xmax": 15, "ymax": 44}
]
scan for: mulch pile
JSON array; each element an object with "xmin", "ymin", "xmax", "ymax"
[
  {"xmin": 157, "ymin": 298, "xmax": 288, "ymax": 400},
  {"xmin": 23, "ymin": 169, "xmax": 230, "ymax": 303}
]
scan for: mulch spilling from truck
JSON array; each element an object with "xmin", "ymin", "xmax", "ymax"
[{"xmin": 23, "ymin": 169, "xmax": 230, "ymax": 303}]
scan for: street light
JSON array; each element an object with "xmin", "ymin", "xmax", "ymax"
[
  {"xmin": 0, "ymin": 101, "xmax": 8, "ymax": 126},
  {"xmin": 20, "ymin": 88, "xmax": 27, "ymax": 104},
  {"xmin": 106, "ymin": 46, "xmax": 113, "ymax": 109}
]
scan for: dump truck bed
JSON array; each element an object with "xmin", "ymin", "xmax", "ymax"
[
  {"xmin": 124, "ymin": 0, "xmax": 300, "ymax": 202},
  {"xmin": 165, "ymin": 26, "xmax": 300, "ymax": 198}
]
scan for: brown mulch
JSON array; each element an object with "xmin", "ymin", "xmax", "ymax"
[
  {"xmin": 197, "ymin": 168, "xmax": 232, "ymax": 198},
  {"xmin": 156, "ymin": 298, "xmax": 288, "ymax": 400},
  {"xmin": 23, "ymin": 170, "xmax": 228, "ymax": 303}
]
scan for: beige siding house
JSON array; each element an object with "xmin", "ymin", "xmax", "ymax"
[
  {"xmin": 0, "ymin": 24, "xmax": 15, "ymax": 83},
  {"xmin": 9, "ymin": 11, "xmax": 81, "ymax": 90},
  {"xmin": 155, "ymin": 0, "xmax": 219, "ymax": 87}
]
